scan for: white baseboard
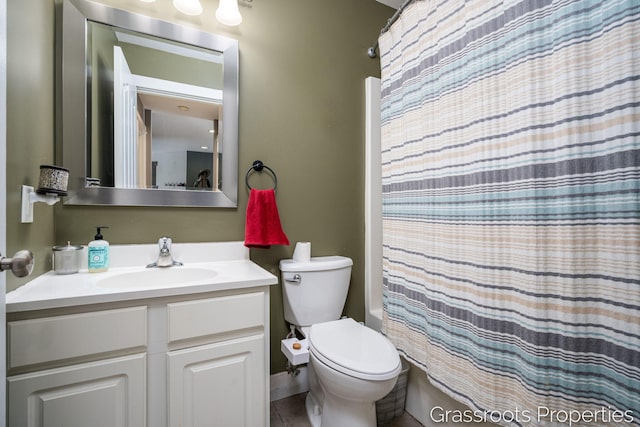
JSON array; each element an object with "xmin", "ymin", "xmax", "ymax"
[{"xmin": 270, "ymin": 367, "xmax": 309, "ymax": 402}]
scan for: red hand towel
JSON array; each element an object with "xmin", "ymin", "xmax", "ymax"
[{"xmin": 244, "ymin": 188, "xmax": 290, "ymax": 248}]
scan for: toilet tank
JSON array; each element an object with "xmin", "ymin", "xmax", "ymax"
[{"xmin": 279, "ymin": 256, "xmax": 353, "ymax": 328}]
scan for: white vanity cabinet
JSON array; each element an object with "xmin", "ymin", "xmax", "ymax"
[
  {"xmin": 5, "ymin": 242, "xmax": 278, "ymax": 427},
  {"xmin": 7, "ymin": 287, "xmax": 272, "ymax": 427}
]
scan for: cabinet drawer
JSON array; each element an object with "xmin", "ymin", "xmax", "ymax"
[
  {"xmin": 8, "ymin": 306, "xmax": 147, "ymax": 370},
  {"xmin": 168, "ymin": 292, "xmax": 264, "ymax": 344}
]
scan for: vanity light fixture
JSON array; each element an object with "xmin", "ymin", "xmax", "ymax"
[
  {"xmin": 173, "ymin": 0, "xmax": 203, "ymax": 16},
  {"xmin": 216, "ymin": 0, "xmax": 243, "ymax": 26}
]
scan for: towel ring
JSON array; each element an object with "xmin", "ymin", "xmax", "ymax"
[{"xmin": 245, "ymin": 160, "xmax": 278, "ymax": 190}]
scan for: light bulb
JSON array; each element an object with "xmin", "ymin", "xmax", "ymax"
[
  {"xmin": 216, "ymin": 0, "xmax": 242, "ymax": 26},
  {"xmin": 173, "ymin": 0, "xmax": 203, "ymax": 16}
]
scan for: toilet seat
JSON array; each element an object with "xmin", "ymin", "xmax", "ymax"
[{"xmin": 309, "ymin": 318, "xmax": 400, "ymax": 381}]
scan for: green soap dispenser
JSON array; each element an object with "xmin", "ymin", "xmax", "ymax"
[{"xmin": 88, "ymin": 226, "xmax": 110, "ymax": 273}]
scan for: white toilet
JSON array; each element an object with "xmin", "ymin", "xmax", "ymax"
[{"xmin": 280, "ymin": 256, "xmax": 401, "ymax": 427}]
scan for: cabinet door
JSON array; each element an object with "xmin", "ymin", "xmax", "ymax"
[
  {"xmin": 168, "ymin": 334, "xmax": 265, "ymax": 427},
  {"xmin": 8, "ymin": 353, "xmax": 146, "ymax": 427}
]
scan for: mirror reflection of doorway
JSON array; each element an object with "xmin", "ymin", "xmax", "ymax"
[{"xmin": 92, "ymin": 23, "xmax": 223, "ymax": 190}]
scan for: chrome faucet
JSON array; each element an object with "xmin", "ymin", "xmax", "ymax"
[{"xmin": 146, "ymin": 237, "xmax": 183, "ymax": 268}]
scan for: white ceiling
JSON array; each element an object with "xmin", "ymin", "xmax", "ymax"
[
  {"xmin": 138, "ymin": 93, "xmax": 220, "ymax": 122},
  {"xmin": 376, "ymin": 0, "xmax": 403, "ymax": 9}
]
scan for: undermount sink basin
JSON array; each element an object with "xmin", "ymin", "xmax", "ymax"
[{"xmin": 96, "ymin": 267, "xmax": 218, "ymax": 289}]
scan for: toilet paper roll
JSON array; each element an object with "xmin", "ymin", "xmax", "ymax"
[{"xmin": 293, "ymin": 242, "xmax": 311, "ymax": 262}]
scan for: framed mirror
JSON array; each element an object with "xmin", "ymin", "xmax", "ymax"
[{"xmin": 58, "ymin": 0, "xmax": 239, "ymax": 207}]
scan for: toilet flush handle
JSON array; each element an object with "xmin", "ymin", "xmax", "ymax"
[{"xmin": 285, "ymin": 274, "xmax": 301, "ymax": 284}]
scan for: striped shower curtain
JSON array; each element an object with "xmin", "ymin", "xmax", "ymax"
[{"xmin": 379, "ymin": 0, "xmax": 640, "ymax": 426}]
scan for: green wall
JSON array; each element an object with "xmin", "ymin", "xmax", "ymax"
[
  {"xmin": 6, "ymin": 0, "xmax": 392, "ymax": 374},
  {"xmin": 6, "ymin": 0, "xmax": 56, "ymax": 288}
]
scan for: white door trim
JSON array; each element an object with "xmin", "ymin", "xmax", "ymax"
[{"xmin": 1, "ymin": 0, "xmax": 8, "ymax": 424}]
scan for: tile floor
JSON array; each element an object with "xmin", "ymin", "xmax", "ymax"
[{"xmin": 270, "ymin": 393, "xmax": 424, "ymax": 427}]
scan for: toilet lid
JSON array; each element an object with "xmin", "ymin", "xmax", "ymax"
[{"xmin": 309, "ymin": 318, "xmax": 401, "ymax": 381}]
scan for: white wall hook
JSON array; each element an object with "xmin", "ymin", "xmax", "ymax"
[{"xmin": 21, "ymin": 185, "xmax": 60, "ymax": 223}]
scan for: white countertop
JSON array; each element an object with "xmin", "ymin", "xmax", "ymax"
[{"xmin": 7, "ymin": 241, "xmax": 278, "ymax": 313}]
